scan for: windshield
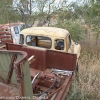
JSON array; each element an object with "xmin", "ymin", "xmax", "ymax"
[{"xmin": 26, "ymin": 35, "xmax": 52, "ymax": 49}]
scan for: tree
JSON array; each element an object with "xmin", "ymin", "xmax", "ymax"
[{"xmin": 0, "ymin": 0, "xmax": 22, "ymax": 23}]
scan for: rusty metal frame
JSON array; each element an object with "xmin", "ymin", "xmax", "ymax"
[
  {"xmin": 5, "ymin": 43, "xmax": 77, "ymax": 100},
  {"xmin": 6, "ymin": 54, "xmax": 17, "ymax": 84}
]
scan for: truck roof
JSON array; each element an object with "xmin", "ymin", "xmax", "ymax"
[{"xmin": 21, "ymin": 27, "xmax": 69, "ymax": 38}]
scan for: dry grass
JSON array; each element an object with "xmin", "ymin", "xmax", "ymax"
[
  {"xmin": 66, "ymin": 44, "xmax": 100, "ymax": 100},
  {"xmin": 79, "ymin": 56, "xmax": 100, "ymax": 100}
]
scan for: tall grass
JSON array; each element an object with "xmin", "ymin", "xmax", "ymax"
[{"xmin": 66, "ymin": 43, "xmax": 100, "ymax": 100}]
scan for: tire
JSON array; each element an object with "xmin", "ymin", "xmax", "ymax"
[
  {"xmin": 76, "ymin": 62, "xmax": 78, "ymax": 72},
  {"xmin": 75, "ymin": 62, "xmax": 79, "ymax": 81}
]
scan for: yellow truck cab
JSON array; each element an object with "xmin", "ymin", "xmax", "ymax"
[{"xmin": 20, "ymin": 27, "xmax": 81, "ymax": 69}]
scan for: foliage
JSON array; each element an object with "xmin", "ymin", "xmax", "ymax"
[
  {"xmin": 0, "ymin": 0, "xmax": 21, "ymax": 23},
  {"xmin": 64, "ymin": 22, "xmax": 84, "ymax": 41},
  {"xmin": 52, "ymin": 20, "xmax": 84, "ymax": 41}
]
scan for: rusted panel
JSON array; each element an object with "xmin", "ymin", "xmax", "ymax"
[
  {"xmin": 0, "ymin": 82, "xmax": 19, "ymax": 98},
  {"xmin": 6, "ymin": 43, "xmax": 23, "ymax": 51},
  {"xmin": 30, "ymin": 68, "xmax": 42, "ymax": 77},
  {"xmin": 0, "ymin": 35, "xmax": 12, "ymax": 38},
  {"xmin": 0, "ymin": 31, "xmax": 12, "ymax": 44},
  {"xmin": 6, "ymin": 43, "xmax": 77, "ymax": 71},
  {"xmin": 22, "ymin": 47, "xmax": 47, "ymax": 70},
  {"xmin": 1, "ymin": 40, "xmax": 13, "ymax": 43},
  {"xmin": 0, "ymin": 31, "xmax": 10, "ymax": 35},
  {"xmin": 46, "ymin": 50, "xmax": 77, "ymax": 71},
  {"xmin": 6, "ymin": 43, "xmax": 47, "ymax": 70}
]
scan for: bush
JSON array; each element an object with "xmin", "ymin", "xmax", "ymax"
[{"xmin": 51, "ymin": 20, "xmax": 85, "ymax": 42}]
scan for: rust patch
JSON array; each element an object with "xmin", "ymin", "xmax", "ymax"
[{"xmin": 0, "ymin": 82, "xmax": 19, "ymax": 99}]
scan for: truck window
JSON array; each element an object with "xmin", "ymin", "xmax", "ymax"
[
  {"xmin": 14, "ymin": 26, "xmax": 19, "ymax": 34},
  {"xmin": 55, "ymin": 39, "xmax": 64, "ymax": 50},
  {"xmin": 68, "ymin": 35, "xmax": 71, "ymax": 48},
  {"xmin": 26, "ymin": 35, "xmax": 51, "ymax": 49},
  {"xmin": 19, "ymin": 34, "xmax": 24, "ymax": 44}
]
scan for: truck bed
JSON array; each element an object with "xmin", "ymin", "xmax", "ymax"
[{"xmin": 5, "ymin": 43, "xmax": 77, "ymax": 100}]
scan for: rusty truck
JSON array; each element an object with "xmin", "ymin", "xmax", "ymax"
[
  {"xmin": 0, "ymin": 44, "xmax": 77, "ymax": 100},
  {"xmin": 0, "ymin": 27, "xmax": 80, "ymax": 100}
]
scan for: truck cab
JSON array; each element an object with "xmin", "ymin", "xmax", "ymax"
[{"xmin": 20, "ymin": 27, "xmax": 81, "ymax": 60}]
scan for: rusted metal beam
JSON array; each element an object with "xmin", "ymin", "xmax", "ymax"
[
  {"xmin": 0, "ymin": 31, "xmax": 10, "ymax": 35},
  {"xmin": 55, "ymin": 76, "xmax": 73, "ymax": 100},
  {"xmin": 6, "ymin": 54, "xmax": 17, "ymax": 84},
  {"xmin": 1, "ymin": 40, "xmax": 13, "ymax": 43},
  {"xmin": 0, "ymin": 36, "xmax": 12, "ymax": 38}
]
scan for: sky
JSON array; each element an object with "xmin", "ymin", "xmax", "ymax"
[
  {"xmin": 54, "ymin": 0, "xmax": 78, "ymax": 7},
  {"xmin": 13, "ymin": 0, "xmax": 80, "ymax": 13},
  {"xmin": 55, "ymin": 0, "xmax": 84, "ymax": 6}
]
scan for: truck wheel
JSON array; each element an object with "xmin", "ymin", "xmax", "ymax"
[
  {"xmin": 76, "ymin": 62, "xmax": 78, "ymax": 71},
  {"xmin": 75, "ymin": 62, "xmax": 79, "ymax": 81}
]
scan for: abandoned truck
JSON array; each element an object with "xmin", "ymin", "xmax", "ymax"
[
  {"xmin": 0, "ymin": 27, "xmax": 80, "ymax": 99},
  {"xmin": 19, "ymin": 27, "xmax": 81, "ymax": 70},
  {"xmin": 0, "ymin": 43, "xmax": 77, "ymax": 100}
]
